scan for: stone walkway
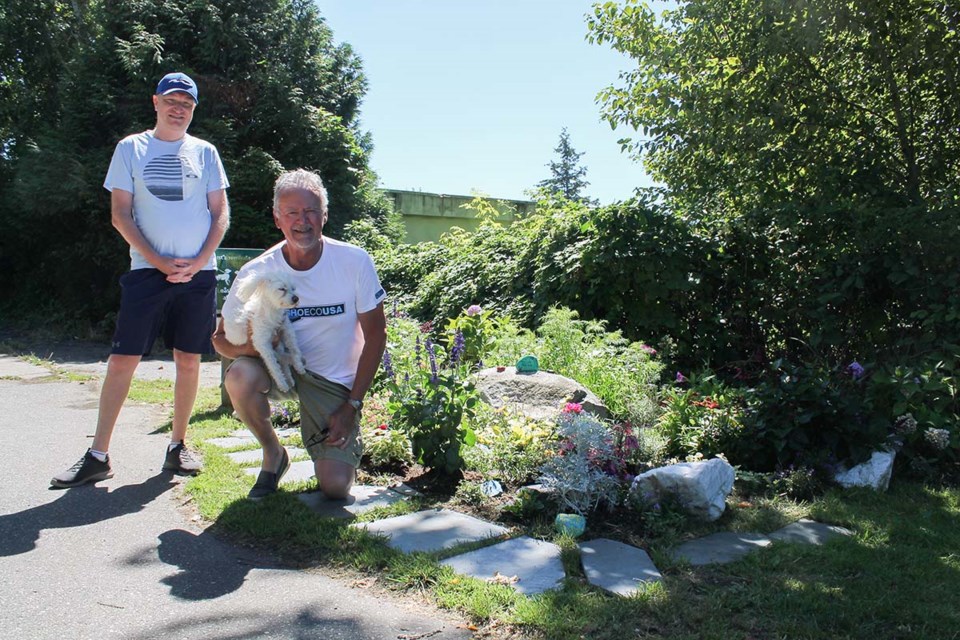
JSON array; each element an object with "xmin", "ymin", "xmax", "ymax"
[{"xmin": 209, "ymin": 432, "xmax": 855, "ymax": 597}]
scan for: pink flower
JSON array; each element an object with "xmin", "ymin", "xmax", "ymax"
[
  {"xmin": 640, "ymin": 343, "xmax": 657, "ymax": 355},
  {"xmin": 676, "ymin": 371, "xmax": 687, "ymax": 383},
  {"xmin": 466, "ymin": 304, "xmax": 483, "ymax": 316},
  {"xmin": 562, "ymin": 402, "xmax": 583, "ymax": 414}
]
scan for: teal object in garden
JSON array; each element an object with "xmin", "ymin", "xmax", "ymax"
[
  {"xmin": 516, "ymin": 355, "xmax": 539, "ymax": 373},
  {"xmin": 555, "ymin": 513, "xmax": 586, "ymax": 537}
]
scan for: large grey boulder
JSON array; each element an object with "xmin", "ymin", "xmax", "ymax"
[
  {"xmin": 833, "ymin": 450, "xmax": 896, "ymax": 491},
  {"xmin": 630, "ymin": 457, "xmax": 735, "ymax": 521},
  {"xmin": 473, "ymin": 367, "xmax": 608, "ymax": 421}
]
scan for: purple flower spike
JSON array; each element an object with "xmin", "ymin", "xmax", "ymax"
[
  {"xmin": 426, "ymin": 338, "xmax": 439, "ymax": 383},
  {"xmin": 382, "ymin": 349, "xmax": 395, "ymax": 380},
  {"xmin": 847, "ymin": 361, "xmax": 865, "ymax": 380},
  {"xmin": 450, "ymin": 329, "xmax": 466, "ymax": 365}
]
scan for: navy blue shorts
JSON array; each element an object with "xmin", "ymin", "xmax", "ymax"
[{"xmin": 111, "ymin": 269, "xmax": 216, "ymax": 356}]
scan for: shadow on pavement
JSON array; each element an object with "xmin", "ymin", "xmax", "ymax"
[
  {"xmin": 156, "ymin": 528, "xmax": 285, "ymax": 600},
  {"xmin": 0, "ymin": 473, "xmax": 176, "ymax": 557},
  {"xmin": 125, "ymin": 608, "xmax": 373, "ymax": 640}
]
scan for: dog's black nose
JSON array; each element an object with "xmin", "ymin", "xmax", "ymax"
[{"xmin": 292, "ymin": 295, "xmax": 299, "ymax": 304}]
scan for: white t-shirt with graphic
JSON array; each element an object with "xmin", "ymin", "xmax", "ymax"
[
  {"xmin": 104, "ymin": 131, "xmax": 229, "ymax": 271},
  {"xmin": 222, "ymin": 238, "xmax": 387, "ymax": 389}
]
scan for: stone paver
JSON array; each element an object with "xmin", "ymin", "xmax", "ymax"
[
  {"xmin": 227, "ymin": 447, "xmax": 306, "ymax": 465},
  {"xmin": 230, "ymin": 427, "xmax": 299, "ymax": 440},
  {"xmin": 442, "ymin": 536, "xmax": 565, "ymax": 596},
  {"xmin": 243, "ymin": 460, "xmax": 315, "ymax": 485},
  {"xmin": 354, "ymin": 509, "xmax": 508, "ymax": 554},
  {"xmin": 670, "ymin": 531, "xmax": 771, "ymax": 566},
  {"xmin": 579, "ymin": 538, "xmax": 661, "ymax": 596},
  {"xmin": 770, "ymin": 519, "xmax": 853, "ymax": 545},
  {"xmin": 207, "ymin": 436, "xmax": 257, "ymax": 449},
  {"xmin": 297, "ymin": 485, "xmax": 407, "ymax": 519}
]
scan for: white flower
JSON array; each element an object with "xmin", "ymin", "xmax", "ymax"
[
  {"xmin": 923, "ymin": 428, "xmax": 951, "ymax": 451},
  {"xmin": 893, "ymin": 413, "xmax": 918, "ymax": 436}
]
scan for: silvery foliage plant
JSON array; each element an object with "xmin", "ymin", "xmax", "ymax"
[{"xmin": 537, "ymin": 406, "xmax": 621, "ymax": 515}]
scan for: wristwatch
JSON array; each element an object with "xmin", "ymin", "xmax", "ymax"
[{"xmin": 346, "ymin": 398, "xmax": 363, "ymax": 412}]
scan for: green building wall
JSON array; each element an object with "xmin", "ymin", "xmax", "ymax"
[{"xmin": 383, "ymin": 189, "xmax": 536, "ymax": 244}]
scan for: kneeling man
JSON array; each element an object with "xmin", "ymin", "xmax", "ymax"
[{"xmin": 213, "ymin": 169, "xmax": 386, "ymax": 500}]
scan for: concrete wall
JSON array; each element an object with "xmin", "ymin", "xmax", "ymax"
[{"xmin": 383, "ymin": 189, "xmax": 536, "ymax": 244}]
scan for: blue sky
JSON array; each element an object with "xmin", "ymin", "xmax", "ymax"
[{"xmin": 315, "ymin": 1, "xmax": 673, "ymax": 204}]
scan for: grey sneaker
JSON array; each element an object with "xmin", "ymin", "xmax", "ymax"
[
  {"xmin": 51, "ymin": 450, "xmax": 113, "ymax": 488},
  {"xmin": 163, "ymin": 442, "xmax": 202, "ymax": 475}
]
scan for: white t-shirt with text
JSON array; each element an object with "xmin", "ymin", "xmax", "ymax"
[{"xmin": 222, "ymin": 238, "xmax": 387, "ymax": 389}]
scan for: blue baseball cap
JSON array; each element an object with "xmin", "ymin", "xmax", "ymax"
[{"xmin": 155, "ymin": 72, "xmax": 198, "ymax": 104}]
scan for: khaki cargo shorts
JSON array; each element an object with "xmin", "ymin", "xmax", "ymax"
[{"xmin": 225, "ymin": 356, "xmax": 363, "ymax": 467}]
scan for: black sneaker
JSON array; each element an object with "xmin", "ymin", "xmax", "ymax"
[
  {"xmin": 248, "ymin": 447, "xmax": 290, "ymax": 501},
  {"xmin": 163, "ymin": 442, "xmax": 202, "ymax": 475},
  {"xmin": 50, "ymin": 450, "xmax": 113, "ymax": 488}
]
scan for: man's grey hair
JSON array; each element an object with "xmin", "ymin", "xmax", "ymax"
[{"xmin": 273, "ymin": 169, "xmax": 329, "ymax": 214}]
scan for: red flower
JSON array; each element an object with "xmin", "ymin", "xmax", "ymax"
[
  {"xmin": 378, "ymin": 424, "xmax": 388, "ymax": 430},
  {"xmin": 562, "ymin": 402, "xmax": 583, "ymax": 414}
]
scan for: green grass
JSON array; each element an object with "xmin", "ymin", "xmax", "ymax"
[{"xmin": 89, "ymin": 374, "xmax": 960, "ymax": 639}]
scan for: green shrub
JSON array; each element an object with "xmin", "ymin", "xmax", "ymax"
[
  {"xmin": 359, "ymin": 393, "xmax": 413, "ymax": 470},
  {"xmin": 383, "ymin": 334, "xmax": 479, "ymax": 475},
  {"xmin": 453, "ymin": 480, "xmax": 488, "ymax": 507},
  {"xmin": 741, "ymin": 359, "xmax": 888, "ymax": 472},
  {"xmin": 656, "ymin": 372, "xmax": 753, "ymax": 462},
  {"xmin": 627, "ymin": 493, "xmax": 691, "ymax": 540},
  {"xmin": 771, "ymin": 465, "xmax": 826, "ymax": 501},
  {"xmin": 443, "ymin": 304, "xmax": 500, "ymax": 366},
  {"xmin": 867, "ymin": 351, "xmax": 960, "ymax": 482},
  {"xmin": 463, "ymin": 405, "xmax": 553, "ymax": 486},
  {"xmin": 500, "ymin": 486, "xmax": 556, "ymax": 523}
]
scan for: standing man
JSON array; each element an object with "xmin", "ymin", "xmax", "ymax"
[
  {"xmin": 212, "ymin": 169, "xmax": 386, "ymax": 501},
  {"xmin": 51, "ymin": 72, "xmax": 230, "ymax": 487}
]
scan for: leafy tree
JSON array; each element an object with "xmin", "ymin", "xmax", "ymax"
[
  {"xmin": 0, "ymin": 0, "xmax": 389, "ymax": 328},
  {"xmin": 536, "ymin": 127, "xmax": 593, "ymax": 203},
  {"xmin": 587, "ymin": 0, "xmax": 960, "ymax": 213}
]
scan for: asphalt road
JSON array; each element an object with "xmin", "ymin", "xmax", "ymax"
[{"xmin": 0, "ymin": 355, "xmax": 471, "ymax": 640}]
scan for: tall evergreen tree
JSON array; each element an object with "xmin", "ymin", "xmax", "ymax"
[
  {"xmin": 0, "ymin": 0, "xmax": 389, "ymax": 327},
  {"xmin": 536, "ymin": 127, "xmax": 591, "ymax": 202}
]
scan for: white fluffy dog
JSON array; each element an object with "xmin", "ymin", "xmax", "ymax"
[{"xmin": 223, "ymin": 272, "xmax": 306, "ymax": 392}]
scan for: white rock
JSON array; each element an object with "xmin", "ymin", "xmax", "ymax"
[
  {"xmin": 630, "ymin": 458, "xmax": 735, "ymax": 521},
  {"xmin": 833, "ymin": 450, "xmax": 896, "ymax": 491}
]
